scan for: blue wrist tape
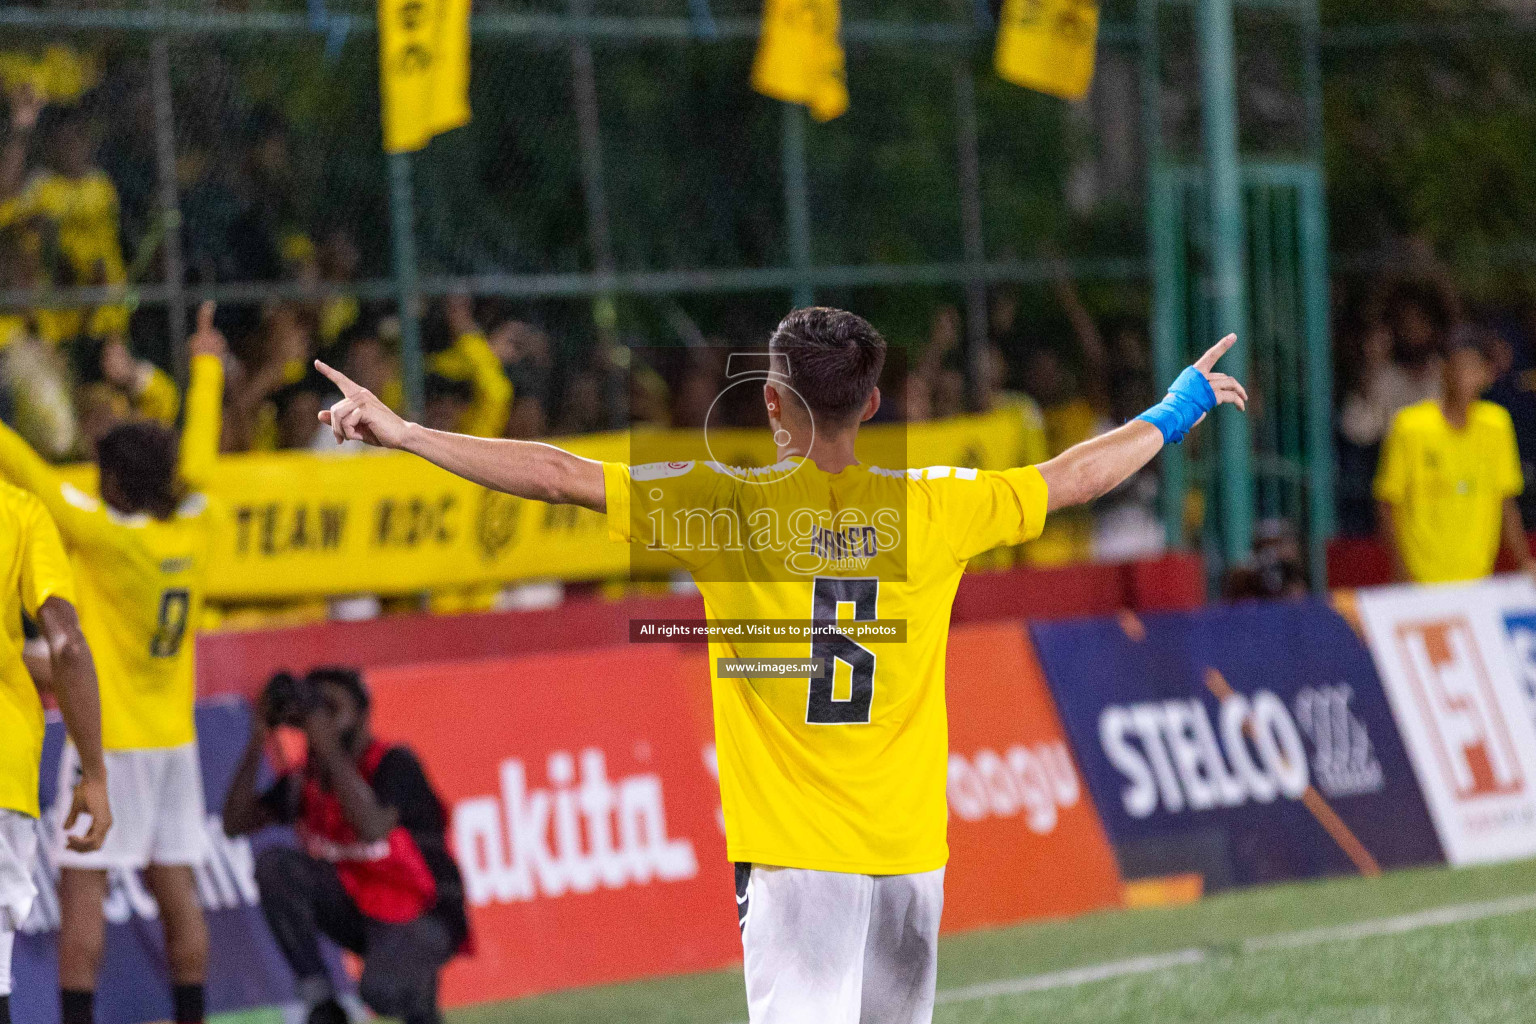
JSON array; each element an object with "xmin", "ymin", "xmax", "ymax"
[{"xmin": 1136, "ymin": 366, "xmax": 1217, "ymax": 444}]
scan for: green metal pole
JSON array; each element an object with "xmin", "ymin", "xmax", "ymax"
[
  {"xmin": 149, "ymin": 13, "xmax": 187, "ymax": 386},
  {"xmin": 1139, "ymin": 0, "xmax": 1187, "ymax": 549},
  {"xmin": 388, "ymin": 150, "xmax": 425, "ymax": 416},
  {"xmin": 1301, "ymin": 0, "xmax": 1333, "ymax": 592},
  {"xmin": 782, "ymin": 103, "xmax": 814, "ymax": 308},
  {"xmin": 1196, "ymin": 0, "xmax": 1254, "ymax": 566},
  {"xmin": 952, "ymin": 62, "xmax": 989, "ymax": 408},
  {"xmin": 1299, "ymin": 171, "xmax": 1334, "ymax": 591}
]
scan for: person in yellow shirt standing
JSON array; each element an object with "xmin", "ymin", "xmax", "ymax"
[
  {"xmin": 0, "ymin": 478, "xmax": 111, "ymax": 1018},
  {"xmin": 0, "ymin": 304, "xmax": 224, "ymax": 1024},
  {"xmin": 422, "ymin": 294, "xmax": 513, "ymax": 439},
  {"xmin": 0, "ymin": 89, "xmax": 129, "ymax": 340},
  {"xmin": 1375, "ymin": 330, "xmax": 1534, "ymax": 584},
  {"xmin": 310, "ymin": 308, "xmax": 1247, "ymax": 1024}
]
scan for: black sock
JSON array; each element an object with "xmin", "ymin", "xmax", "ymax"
[
  {"xmin": 61, "ymin": 988, "xmax": 94, "ymax": 1024},
  {"xmin": 173, "ymin": 984, "xmax": 205, "ymax": 1024},
  {"xmin": 1, "ymin": 993, "xmax": 11, "ymax": 1024}
]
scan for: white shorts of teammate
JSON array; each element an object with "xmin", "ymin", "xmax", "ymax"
[
  {"xmin": 735, "ymin": 863, "xmax": 945, "ymax": 1024},
  {"xmin": 0, "ymin": 809, "xmax": 41, "ymax": 997},
  {"xmin": 55, "ymin": 742, "xmax": 208, "ymax": 870}
]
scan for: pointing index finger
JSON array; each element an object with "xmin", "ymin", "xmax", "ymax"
[
  {"xmin": 314, "ymin": 359, "xmax": 361, "ymax": 398},
  {"xmin": 1194, "ymin": 334, "xmax": 1238, "ymax": 374},
  {"xmin": 196, "ymin": 300, "xmax": 216, "ymax": 333}
]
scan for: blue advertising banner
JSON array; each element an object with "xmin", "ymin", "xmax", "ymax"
[
  {"xmin": 11, "ymin": 700, "xmax": 334, "ymax": 1024},
  {"xmin": 1030, "ymin": 598, "xmax": 1444, "ymax": 887}
]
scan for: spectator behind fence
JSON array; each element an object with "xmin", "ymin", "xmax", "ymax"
[
  {"xmin": 0, "ymin": 87, "xmax": 129, "ymax": 341},
  {"xmin": 338, "ymin": 323, "xmax": 404, "ymax": 414},
  {"xmin": 488, "ymin": 316, "xmax": 552, "ymax": 437},
  {"xmin": 1375, "ymin": 327, "xmax": 1535, "ymax": 584},
  {"xmin": 421, "ymin": 294, "xmax": 511, "ymax": 438},
  {"xmin": 1015, "ymin": 273, "xmax": 1113, "ymax": 566},
  {"xmin": 224, "ymin": 667, "xmax": 468, "ymax": 1024}
]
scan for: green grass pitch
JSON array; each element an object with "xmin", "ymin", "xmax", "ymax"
[{"xmin": 216, "ymin": 857, "xmax": 1536, "ymax": 1024}]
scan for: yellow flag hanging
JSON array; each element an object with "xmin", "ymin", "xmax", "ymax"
[
  {"xmin": 378, "ymin": 0, "xmax": 472, "ymax": 153},
  {"xmin": 751, "ymin": 0, "xmax": 849, "ymax": 122},
  {"xmin": 994, "ymin": 0, "xmax": 1099, "ymax": 102}
]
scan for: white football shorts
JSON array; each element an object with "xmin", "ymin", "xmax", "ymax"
[
  {"xmin": 0, "ymin": 808, "xmax": 41, "ymax": 996},
  {"xmin": 736, "ymin": 862, "xmax": 944, "ymax": 1024},
  {"xmin": 55, "ymin": 742, "xmax": 208, "ymax": 870}
]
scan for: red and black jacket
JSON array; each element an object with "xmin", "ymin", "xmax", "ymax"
[{"xmin": 265, "ymin": 741, "xmax": 470, "ymax": 950}]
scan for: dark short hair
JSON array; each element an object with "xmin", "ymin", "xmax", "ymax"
[
  {"xmin": 306, "ymin": 666, "xmax": 370, "ymax": 712},
  {"xmin": 768, "ymin": 307, "xmax": 887, "ymax": 424},
  {"xmin": 96, "ymin": 421, "xmax": 179, "ymax": 519}
]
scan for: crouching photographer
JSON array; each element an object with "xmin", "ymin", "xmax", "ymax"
[{"xmin": 224, "ymin": 668, "xmax": 468, "ymax": 1024}]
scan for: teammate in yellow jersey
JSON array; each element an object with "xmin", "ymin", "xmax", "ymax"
[
  {"xmin": 0, "ymin": 303, "xmax": 226, "ymax": 1024},
  {"xmin": 0, "ymin": 480, "xmax": 111, "ymax": 1020},
  {"xmin": 313, "ymin": 308, "xmax": 1247, "ymax": 1024}
]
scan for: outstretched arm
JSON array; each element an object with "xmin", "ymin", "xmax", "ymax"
[
  {"xmin": 0, "ymin": 420, "xmax": 93, "ymax": 542},
  {"xmin": 179, "ymin": 302, "xmax": 227, "ymax": 491},
  {"xmin": 313, "ymin": 360, "xmax": 606, "ymax": 511},
  {"xmin": 1039, "ymin": 334, "xmax": 1247, "ymax": 512}
]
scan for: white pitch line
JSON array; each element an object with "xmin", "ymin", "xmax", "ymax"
[
  {"xmin": 933, "ymin": 948, "xmax": 1210, "ymax": 1005},
  {"xmin": 932, "ymin": 892, "xmax": 1536, "ymax": 1011},
  {"xmin": 1240, "ymin": 891, "xmax": 1536, "ymax": 953},
  {"xmin": 724, "ymin": 890, "xmax": 1536, "ymax": 1021}
]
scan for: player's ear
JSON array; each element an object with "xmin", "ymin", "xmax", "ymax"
[
  {"xmin": 763, "ymin": 382, "xmax": 781, "ymax": 418},
  {"xmin": 859, "ymin": 386, "xmax": 881, "ymax": 424}
]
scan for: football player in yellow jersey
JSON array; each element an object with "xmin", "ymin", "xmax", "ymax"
[
  {"xmin": 0, "ymin": 303, "xmax": 225, "ymax": 1024},
  {"xmin": 0, "ymin": 480, "xmax": 111, "ymax": 1020},
  {"xmin": 314, "ymin": 308, "xmax": 1247, "ymax": 1024},
  {"xmin": 1375, "ymin": 331, "xmax": 1534, "ymax": 584}
]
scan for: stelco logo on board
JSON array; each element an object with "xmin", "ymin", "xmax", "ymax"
[
  {"xmin": 451, "ymin": 748, "xmax": 699, "ymax": 906},
  {"xmin": 1098, "ymin": 685, "xmax": 1384, "ymax": 818}
]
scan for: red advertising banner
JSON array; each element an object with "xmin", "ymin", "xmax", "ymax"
[
  {"xmin": 367, "ymin": 646, "xmax": 739, "ymax": 1006},
  {"xmin": 942, "ymin": 622, "xmax": 1124, "ymax": 931},
  {"xmin": 366, "ymin": 623, "xmax": 1122, "ymax": 1005}
]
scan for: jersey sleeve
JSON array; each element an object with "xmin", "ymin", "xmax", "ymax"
[
  {"xmin": 0, "ymin": 419, "xmax": 109, "ymax": 546},
  {"xmin": 18, "ymin": 495, "xmax": 76, "ymax": 616},
  {"xmin": 928, "ymin": 465, "xmax": 1050, "ymax": 563},
  {"xmin": 602, "ymin": 459, "xmax": 740, "ymax": 569},
  {"xmin": 1373, "ymin": 412, "xmax": 1410, "ymax": 504},
  {"xmin": 179, "ymin": 353, "xmax": 225, "ymax": 492}
]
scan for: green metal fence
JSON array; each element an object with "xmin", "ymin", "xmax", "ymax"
[
  {"xmin": 1149, "ymin": 162, "xmax": 1331, "ymax": 584},
  {"xmin": 5, "ymin": 0, "xmax": 1536, "ymax": 580}
]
